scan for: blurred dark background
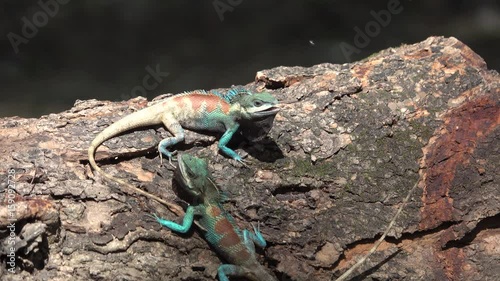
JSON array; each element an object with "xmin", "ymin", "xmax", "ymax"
[{"xmin": 1, "ymin": 0, "xmax": 499, "ymax": 118}]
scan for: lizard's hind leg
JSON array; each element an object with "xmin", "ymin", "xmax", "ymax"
[
  {"xmin": 159, "ymin": 116, "xmax": 185, "ymax": 166},
  {"xmin": 218, "ymin": 264, "xmax": 246, "ymax": 281}
]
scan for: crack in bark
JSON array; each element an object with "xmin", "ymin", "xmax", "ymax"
[
  {"xmin": 443, "ymin": 214, "xmax": 500, "ymax": 249},
  {"xmin": 332, "ymin": 221, "xmax": 461, "ymax": 272}
]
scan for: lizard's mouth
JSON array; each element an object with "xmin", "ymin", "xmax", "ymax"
[
  {"xmin": 178, "ymin": 159, "xmax": 186, "ymax": 176},
  {"xmin": 255, "ymin": 106, "xmax": 280, "ymax": 116},
  {"xmin": 176, "ymin": 157, "xmax": 191, "ymax": 187}
]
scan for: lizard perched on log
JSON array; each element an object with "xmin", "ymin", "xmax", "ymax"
[
  {"xmin": 150, "ymin": 153, "xmax": 278, "ymax": 281},
  {"xmin": 87, "ymin": 89, "xmax": 280, "ymax": 214}
]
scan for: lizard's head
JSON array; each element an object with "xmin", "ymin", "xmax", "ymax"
[
  {"xmin": 236, "ymin": 92, "xmax": 280, "ymax": 120},
  {"xmin": 175, "ymin": 153, "xmax": 216, "ymax": 199}
]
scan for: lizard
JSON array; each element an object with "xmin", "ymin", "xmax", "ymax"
[
  {"xmin": 150, "ymin": 153, "xmax": 278, "ymax": 281},
  {"xmin": 87, "ymin": 88, "xmax": 280, "ymax": 215}
]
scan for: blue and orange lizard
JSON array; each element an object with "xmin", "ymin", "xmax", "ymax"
[
  {"xmin": 87, "ymin": 89, "xmax": 279, "ymax": 215},
  {"xmin": 150, "ymin": 153, "xmax": 278, "ymax": 281}
]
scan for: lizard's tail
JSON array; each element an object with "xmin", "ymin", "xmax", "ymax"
[{"xmin": 87, "ymin": 140, "xmax": 184, "ymax": 217}]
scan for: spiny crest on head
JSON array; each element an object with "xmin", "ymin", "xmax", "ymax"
[{"xmin": 222, "ymin": 87, "xmax": 253, "ymax": 103}]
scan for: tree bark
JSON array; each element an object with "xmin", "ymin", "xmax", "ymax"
[{"xmin": 0, "ymin": 36, "xmax": 498, "ymax": 281}]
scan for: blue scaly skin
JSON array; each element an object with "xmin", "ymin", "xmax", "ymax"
[
  {"xmin": 151, "ymin": 154, "xmax": 278, "ymax": 281},
  {"xmin": 87, "ymin": 89, "xmax": 280, "ymax": 215}
]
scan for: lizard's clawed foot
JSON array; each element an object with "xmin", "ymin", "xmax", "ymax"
[
  {"xmin": 159, "ymin": 150, "xmax": 178, "ymax": 168},
  {"xmin": 251, "ymin": 221, "xmax": 262, "ymax": 236},
  {"xmin": 234, "ymin": 157, "xmax": 250, "ymax": 168},
  {"xmin": 144, "ymin": 213, "xmax": 161, "ymax": 223},
  {"xmin": 252, "ymin": 221, "xmax": 267, "ymax": 247},
  {"xmin": 167, "ymin": 156, "xmax": 178, "ymax": 168}
]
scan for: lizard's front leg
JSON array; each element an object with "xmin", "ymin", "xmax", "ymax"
[
  {"xmin": 243, "ymin": 223, "xmax": 267, "ymax": 253},
  {"xmin": 151, "ymin": 206, "xmax": 197, "ymax": 233},
  {"xmin": 159, "ymin": 115, "xmax": 185, "ymax": 166},
  {"xmin": 218, "ymin": 123, "xmax": 244, "ymax": 163}
]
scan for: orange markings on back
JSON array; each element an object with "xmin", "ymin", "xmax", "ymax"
[
  {"xmin": 233, "ymin": 247, "xmax": 252, "ymax": 262},
  {"xmin": 207, "ymin": 205, "xmax": 223, "ymax": 217},
  {"xmin": 183, "ymin": 94, "xmax": 230, "ymax": 114},
  {"xmin": 215, "ymin": 218, "xmax": 241, "ymax": 248}
]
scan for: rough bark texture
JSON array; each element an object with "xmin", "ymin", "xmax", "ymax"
[{"xmin": 0, "ymin": 36, "xmax": 498, "ymax": 281}]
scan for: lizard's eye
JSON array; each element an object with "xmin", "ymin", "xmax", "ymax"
[{"xmin": 253, "ymin": 100, "xmax": 263, "ymax": 107}]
